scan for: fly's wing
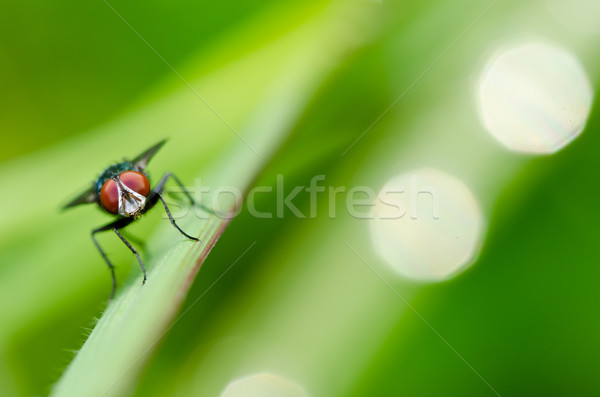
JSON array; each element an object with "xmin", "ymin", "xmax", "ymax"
[
  {"xmin": 62, "ymin": 185, "xmax": 98, "ymax": 210},
  {"xmin": 132, "ymin": 139, "xmax": 167, "ymax": 171}
]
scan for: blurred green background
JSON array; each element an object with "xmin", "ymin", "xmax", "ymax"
[{"xmin": 1, "ymin": 0, "xmax": 599, "ymax": 396}]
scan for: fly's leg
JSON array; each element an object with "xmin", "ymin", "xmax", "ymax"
[
  {"xmin": 146, "ymin": 172, "xmax": 202, "ymax": 241},
  {"xmin": 157, "ymin": 193, "xmax": 198, "ymax": 241},
  {"xmin": 91, "ymin": 217, "xmax": 134, "ymax": 299},
  {"xmin": 153, "ymin": 171, "xmax": 213, "ymax": 214},
  {"xmin": 114, "ymin": 228, "xmax": 147, "ymax": 285},
  {"xmin": 119, "ymin": 229, "xmax": 146, "ymax": 250},
  {"xmin": 154, "ymin": 172, "xmax": 195, "ymax": 206}
]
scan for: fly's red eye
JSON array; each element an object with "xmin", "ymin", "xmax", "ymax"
[
  {"xmin": 119, "ymin": 171, "xmax": 150, "ymax": 197},
  {"xmin": 100, "ymin": 179, "xmax": 119, "ymax": 214}
]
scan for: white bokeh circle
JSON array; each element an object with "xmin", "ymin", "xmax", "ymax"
[
  {"xmin": 221, "ymin": 373, "xmax": 308, "ymax": 397},
  {"xmin": 477, "ymin": 41, "xmax": 593, "ymax": 154},
  {"xmin": 370, "ymin": 168, "xmax": 484, "ymax": 281}
]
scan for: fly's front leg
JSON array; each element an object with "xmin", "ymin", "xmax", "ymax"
[
  {"xmin": 146, "ymin": 172, "xmax": 200, "ymax": 242},
  {"xmin": 151, "ymin": 172, "xmax": 213, "ymax": 215},
  {"xmin": 119, "ymin": 229, "xmax": 146, "ymax": 250},
  {"xmin": 114, "ymin": 228, "xmax": 147, "ymax": 285},
  {"xmin": 154, "ymin": 172, "xmax": 195, "ymax": 206},
  {"xmin": 157, "ymin": 194, "xmax": 198, "ymax": 241},
  {"xmin": 91, "ymin": 217, "xmax": 134, "ymax": 299}
]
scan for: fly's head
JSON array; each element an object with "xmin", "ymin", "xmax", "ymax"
[{"xmin": 99, "ymin": 171, "xmax": 151, "ymax": 218}]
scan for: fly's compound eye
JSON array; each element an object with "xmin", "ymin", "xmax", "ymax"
[
  {"xmin": 100, "ymin": 179, "xmax": 119, "ymax": 214},
  {"xmin": 119, "ymin": 171, "xmax": 150, "ymax": 197}
]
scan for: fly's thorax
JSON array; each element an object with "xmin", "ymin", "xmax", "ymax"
[{"xmin": 95, "ymin": 161, "xmax": 135, "ymax": 193}]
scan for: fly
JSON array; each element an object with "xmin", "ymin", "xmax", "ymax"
[{"xmin": 63, "ymin": 139, "xmax": 198, "ymax": 299}]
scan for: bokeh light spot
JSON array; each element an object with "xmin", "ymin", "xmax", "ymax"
[
  {"xmin": 221, "ymin": 373, "xmax": 308, "ymax": 397},
  {"xmin": 369, "ymin": 168, "xmax": 484, "ymax": 281},
  {"xmin": 477, "ymin": 41, "xmax": 593, "ymax": 154}
]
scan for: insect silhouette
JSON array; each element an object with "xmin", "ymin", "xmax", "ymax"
[{"xmin": 63, "ymin": 139, "xmax": 198, "ymax": 299}]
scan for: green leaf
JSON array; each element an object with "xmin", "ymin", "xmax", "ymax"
[{"xmin": 43, "ymin": 2, "xmax": 377, "ymax": 396}]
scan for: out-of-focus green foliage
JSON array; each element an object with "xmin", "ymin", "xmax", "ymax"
[{"xmin": 1, "ymin": 0, "xmax": 599, "ymax": 396}]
